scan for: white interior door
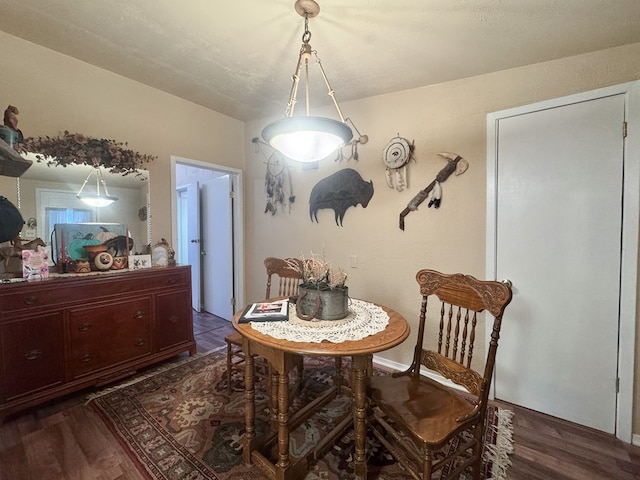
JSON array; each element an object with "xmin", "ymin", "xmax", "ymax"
[
  {"xmin": 201, "ymin": 175, "xmax": 234, "ymax": 320},
  {"xmin": 186, "ymin": 182, "xmax": 201, "ymax": 312},
  {"xmin": 490, "ymin": 94, "xmax": 625, "ymax": 434}
]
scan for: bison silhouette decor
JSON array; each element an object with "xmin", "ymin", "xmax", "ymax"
[{"xmin": 309, "ymin": 168, "xmax": 374, "ymax": 226}]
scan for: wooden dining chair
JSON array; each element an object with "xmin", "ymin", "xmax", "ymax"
[
  {"xmin": 225, "ymin": 257, "xmax": 304, "ymax": 393},
  {"xmin": 368, "ymin": 269, "xmax": 513, "ymax": 480}
]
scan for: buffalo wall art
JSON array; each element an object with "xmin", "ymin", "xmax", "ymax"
[{"xmin": 309, "ymin": 168, "xmax": 374, "ymax": 226}]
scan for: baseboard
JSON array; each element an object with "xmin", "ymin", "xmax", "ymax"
[
  {"xmin": 371, "ymin": 355, "xmax": 406, "ymax": 373},
  {"xmin": 633, "ymin": 434, "xmax": 640, "ymax": 446}
]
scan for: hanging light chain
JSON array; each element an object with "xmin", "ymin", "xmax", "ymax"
[
  {"xmin": 285, "ymin": 13, "xmax": 313, "ymax": 118},
  {"xmin": 302, "ymin": 14, "xmax": 311, "ymax": 44}
]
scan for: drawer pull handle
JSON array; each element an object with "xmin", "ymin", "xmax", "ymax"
[
  {"xmin": 133, "ymin": 310, "xmax": 145, "ymax": 319},
  {"xmin": 167, "ymin": 277, "xmax": 177, "ymax": 285},
  {"xmin": 80, "ymin": 354, "xmax": 92, "ymax": 363},
  {"xmin": 134, "ymin": 338, "xmax": 146, "ymax": 346},
  {"xmin": 23, "ymin": 295, "xmax": 38, "ymax": 305},
  {"xmin": 25, "ymin": 349, "xmax": 42, "ymax": 360},
  {"xmin": 78, "ymin": 323, "xmax": 92, "ymax": 331},
  {"xmin": 168, "ymin": 315, "xmax": 179, "ymax": 324}
]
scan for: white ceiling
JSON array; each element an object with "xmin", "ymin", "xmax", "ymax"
[{"xmin": 2, "ymin": 0, "xmax": 640, "ymax": 122}]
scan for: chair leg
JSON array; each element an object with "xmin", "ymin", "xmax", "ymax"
[
  {"xmin": 423, "ymin": 448, "xmax": 433, "ymax": 480},
  {"xmin": 334, "ymin": 356, "xmax": 343, "ymax": 390},
  {"xmin": 269, "ymin": 368, "xmax": 279, "ymax": 424},
  {"xmin": 226, "ymin": 341, "xmax": 234, "ymax": 394},
  {"xmin": 296, "ymin": 358, "xmax": 304, "ymax": 384},
  {"xmin": 471, "ymin": 423, "xmax": 484, "ymax": 480}
]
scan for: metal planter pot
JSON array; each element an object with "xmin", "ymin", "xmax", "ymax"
[{"xmin": 295, "ymin": 285, "xmax": 348, "ymax": 321}]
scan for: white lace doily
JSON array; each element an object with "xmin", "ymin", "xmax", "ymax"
[{"xmin": 249, "ymin": 299, "xmax": 389, "ymax": 343}]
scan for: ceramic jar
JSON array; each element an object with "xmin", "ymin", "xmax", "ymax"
[
  {"xmin": 94, "ymin": 252, "xmax": 114, "ymax": 271},
  {"xmin": 111, "ymin": 255, "xmax": 128, "ymax": 270},
  {"xmin": 75, "ymin": 259, "xmax": 91, "ymax": 274}
]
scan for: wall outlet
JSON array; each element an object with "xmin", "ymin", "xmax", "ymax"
[{"xmin": 350, "ymin": 255, "xmax": 358, "ymax": 268}]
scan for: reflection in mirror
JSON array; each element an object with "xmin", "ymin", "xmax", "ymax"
[{"xmin": 16, "ymin": 154, "xmax": 150, "ymax": 252}]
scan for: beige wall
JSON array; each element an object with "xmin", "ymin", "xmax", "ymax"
[
  {"xmin": 0, "ymin": 31, "xmax": 245, "ymax": 243},
  {"xmin": 1, "ymin": 29, "xmax": 639, "ymax": 436},
  {"xmin": 244, "ymin": 43, "xmax": 640, "ymax": 435}
]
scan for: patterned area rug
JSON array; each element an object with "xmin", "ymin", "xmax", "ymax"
[{"xmin": 87, "ymin": 349, "xmax": 513, "ymax": 480}]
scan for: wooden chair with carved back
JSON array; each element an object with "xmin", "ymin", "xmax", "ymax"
[
  {"xmin": 225, "ymin": 257, "xmax": 304, "ymax": 393},
  {"xmin": 368, "ymin": 269, "xmax": 513, "ymax": 480}
]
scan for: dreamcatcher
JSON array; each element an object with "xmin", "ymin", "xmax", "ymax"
[
  {"xmin": 264, "ymin": 152, "xmax": 295, "ymax": 215},
  {"xmin": 382, "ymin": 135, "xmax": 414, "ymax": 192}
]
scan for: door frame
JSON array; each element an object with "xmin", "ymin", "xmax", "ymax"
[
  {"xmin": 486, "ymin": 81, "xmax": 640, "ymax": 443},
  {"xmin": 170, "ymin": 155, "xmax": 245, "ymax": 319}
]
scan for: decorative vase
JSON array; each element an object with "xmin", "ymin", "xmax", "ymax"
[
  {"xmin": 75, "ymin": 258, "xmax": 91, "ymax": 274},
  {"xmin": 83, "ymin": 244, "xmax": 108, "ymax": 270},
  {"xmin": 111, "ymin": 255, "xmax": 128, "ymax": 270},
  {"xmin": 94, "ymin": 252, "xmax": 114, "ymax": 271},
  {"xmin": 295, "ymin": 285, "xmax": 348, "ymax": 321}
]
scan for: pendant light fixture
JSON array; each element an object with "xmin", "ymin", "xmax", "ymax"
[
  {"xmin": 261, "ymin": 0, "xmax": 366, "ymax": 163},
  {"xmin": 77, "ymin": 166, "xmax": 118, "ymax": 207}
]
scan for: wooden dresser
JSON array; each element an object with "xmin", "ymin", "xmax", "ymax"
[{"xmin": 0, "ymin": 265, "xmax": 195, "ymax": 420}]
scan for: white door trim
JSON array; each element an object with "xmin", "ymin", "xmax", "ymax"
[
  {"xmin": 170, "ymin": 156, "xmax": 245, "ymax": 317},
  {"xmin": 486, "ymin": 81, "xmax": 640, "ymax": 442}
]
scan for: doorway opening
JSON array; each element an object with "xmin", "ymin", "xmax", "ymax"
[{"xmin": 171, "ymin": 156, "xmax": 244, "ymax": 322}]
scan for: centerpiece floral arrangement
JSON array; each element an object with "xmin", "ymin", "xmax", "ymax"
[
  {"xmin": 288, "ymin": 252, "xmax": 348, "ymax": 291},
  {"xmin": 19, "ymin": 130, "xmax": 155, "ymax": 174}
]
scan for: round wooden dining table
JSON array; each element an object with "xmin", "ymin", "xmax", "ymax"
[{"xmin": 232, "ymin": 299, "xmax": 410, "ymax": 480}]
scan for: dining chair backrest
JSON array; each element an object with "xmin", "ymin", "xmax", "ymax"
[
  {"xmin": 414, "ymin": 269, "xmax": 513, "ymax": 400},
  {"xmin": 264, "ymin": 257, "xmax": 303, "ymax": 299}
]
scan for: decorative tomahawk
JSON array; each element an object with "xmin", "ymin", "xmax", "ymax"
[{"xmin": 399, "ymin": 152, "xmax": 469, "ymax": 230}]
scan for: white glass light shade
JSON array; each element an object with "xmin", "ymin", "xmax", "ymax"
[
  {"xmin": 76, "ymin": 166, "xmax": 118, "ymax": 207},
  {"xmin": 262, "ymin": 116, "xmax": 353, "ymax": 162},
  {"xmin": 77, "ymin": 193, "xmax": 118, "ymax": 207}
]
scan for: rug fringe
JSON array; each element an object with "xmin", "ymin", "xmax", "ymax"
[
  {"xmin": 483, "ymin": 407, "xmax": 514, "ymax": 480},
  {"xmin": 84, "ymin": 346, "xmax": 227, "ymax": 404}
]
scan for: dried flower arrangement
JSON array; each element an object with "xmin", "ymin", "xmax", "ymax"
[
  {"xmin": 288, "ymin": 252, "xmax": 348, "ymax": 291},
  {"xmin": 19, "ymin": 130, "xmax": 155, "ymax": 174}
]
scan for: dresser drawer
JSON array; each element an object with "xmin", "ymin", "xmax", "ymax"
[
  {"xmin": 1, "ymin": 312, "xmax": 64, "ymax": 402},
  {"xmin": 0, "ymin": 284, "xmax": 96, "ymax": 313},
  {"xmin": 69, "ymin": 297, "xmax": 152, "ymax": 378},
  {"xmin": 137, "ymin": 268, "xmax": 190, "ymax": 290},
  {"xmin": 156, "ymin": 289, "xmax": 192, "ymax": 351}
]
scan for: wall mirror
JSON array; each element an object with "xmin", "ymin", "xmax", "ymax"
[{"xmin": 15, "ymin": 153, "xmax": 151, "ymax": 252}]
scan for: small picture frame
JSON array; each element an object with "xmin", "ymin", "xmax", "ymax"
[
  {"xmin": 151, "ymin": 239, "xmax": 174, "ymax": 267},
  {"xmin": 152, "ymin": 244, "xmax": 169, "ymax": 267},
  {"xmin": 129, "ymin": 254, "xmax": 152, "ymax": 270},
  {"xmin": 22, "ymin": 248, "xmax": 49, "ymax": 280}
]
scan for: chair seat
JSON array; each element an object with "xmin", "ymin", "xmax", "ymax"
[
  {"xmin": 226, "ymin": 330, "xmax": 243, "ymax": 347},
  {"xmin": 369, "ymin": 374, "xmax": 476, "ymax": 448}
]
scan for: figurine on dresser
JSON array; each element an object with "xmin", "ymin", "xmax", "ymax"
[{"xmin": 0, "ymin": 105, "xmax": 24, "ymax": 150}]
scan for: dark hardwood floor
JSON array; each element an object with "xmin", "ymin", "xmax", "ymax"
[{"xmin": 1, "ymin": 311, "xmax": 639, "ymax": 479}]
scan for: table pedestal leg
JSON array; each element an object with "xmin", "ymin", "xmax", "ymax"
[
  {"xmin": 276, "ymin": 365, "xmax": 291, "ymax": 471},
  {"xmin": 352, "ymin": 354, "xmax": 371, "ymax": 480},
  {"xmin": 242, "ymin": 347, "xmax": 255, "ymax": 465}
]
